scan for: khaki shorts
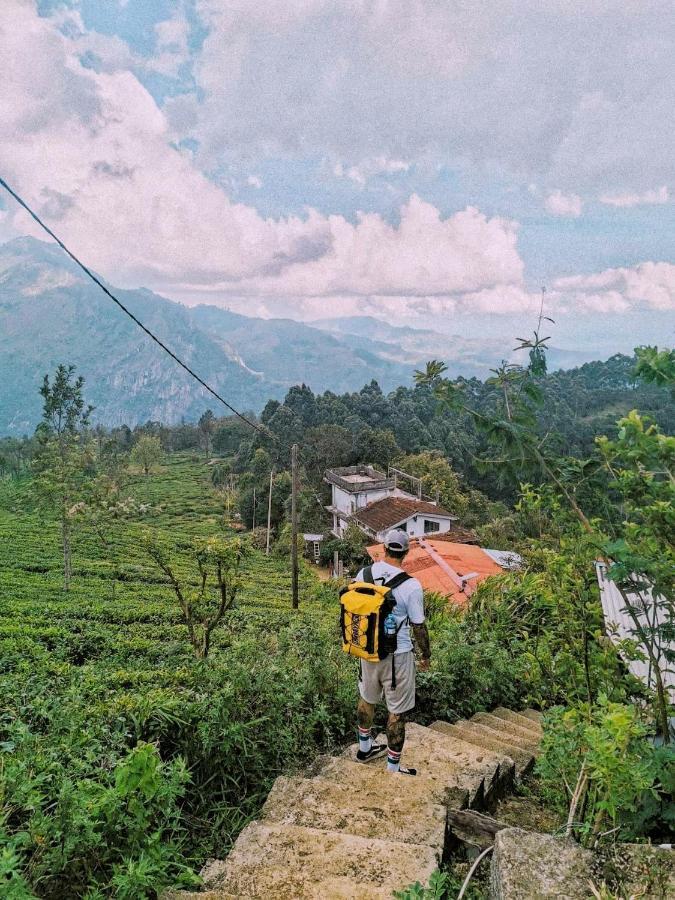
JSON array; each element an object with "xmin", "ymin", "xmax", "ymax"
[{"xmin": 358, "ymin": 650, "xmax": 416, "ymax": 715}]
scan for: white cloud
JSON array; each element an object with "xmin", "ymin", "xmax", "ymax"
[
  {"xmin": 544, "ymin": 190, "xmax": 583, "ymax": 218},
  {"xmin": 148, "ymin": 7, "xmax": 190, "ymax": 77},
  {"xmin": 246, "ymin": 175, "xmax": 262, "ymax": 188},
  {"xmin": 0, "ymin": 1, "xmax": 529, "ymax": 320},
  {"xmin": 335, "ymin": 156, "xmax": 410, "ymax": 187},
  {"xmin": 599, "ymin": 186, "xmax": 669, "ymax": 208},
  {"xmin": 553, "ymin": 262, "xmax": 675, "ymax": 312},
  {"xmin": 2, "ymin": 1, "xmax": 673, "ymax": 330},
  {"xmin": 179, "ymin": 0, "xmax": 675, "ymax": 198}
]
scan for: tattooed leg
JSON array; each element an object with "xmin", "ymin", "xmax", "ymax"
[
  {"xmin": 386, "ymin": 712, "xmax": 410, "ymax": 772},
  {"xmin": 386, "ymin": 711, "xmax": 406, "ymax": 752},
  {"xmin": 356, "ymin": 698, "xmax": 379, "ymax": 756},
  {"xmin": 357, "ymin": 698, "xmax": 376, "ymax": 732}
]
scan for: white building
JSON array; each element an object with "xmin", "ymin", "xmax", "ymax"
[
  {"xmin": 351, "ymin": 496, "xmax": 457, "ymax": 543},
  {"xmin": 324, "ymin": 465, "xmax": 456, "ymax": 540}
]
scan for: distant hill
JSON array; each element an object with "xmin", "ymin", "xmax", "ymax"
[
  {"xmin": 313, "ymin": 316, "xmax": 593, "ymax": 376},
  {"xmin": 0, "ymin": 238, "xmax": 413, "ymax": 434},
  {"xmin": 0, "ymin": 236, "xmax": 624, "ymax": 435}
]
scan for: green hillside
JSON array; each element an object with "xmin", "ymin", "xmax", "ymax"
[
  {"xmin": 0, "ymin": 455, "xmax": 359, "ymax": 896},
  {"xmin": 0, "ymin": 237, "xmax": 411, "ymax": 435}
]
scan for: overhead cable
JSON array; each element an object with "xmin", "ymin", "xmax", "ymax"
[
  {"xmin": 0, "ymin": 176, "xmax": 270, "ymax": 440},
  {"xmin": 0, "ymin": 177, "xmax": 328, "ymax": 510}
]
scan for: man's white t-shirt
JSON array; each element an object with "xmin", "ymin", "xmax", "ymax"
[{"xmin": 356, "ymin": 561, "xmax": 425, "ymax": 654}]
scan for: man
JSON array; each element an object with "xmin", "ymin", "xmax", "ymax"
[{"xmin": 354, "ymin": 529, "xmax": 431, "ymax": 775}]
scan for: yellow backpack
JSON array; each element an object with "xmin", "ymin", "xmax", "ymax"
[{"xmin": 339, "ymin": 565, "xmax": 411, "ymax": 663}]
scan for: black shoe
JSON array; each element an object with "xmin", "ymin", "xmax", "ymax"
[{"xmin": 356, "ymin": 742, "xmax": 387, "ymax": 762}]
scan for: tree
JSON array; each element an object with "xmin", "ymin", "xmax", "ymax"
[
  {"xmin": 75, "ymin": 475, "xmax": 150, "ymax": 597},
  {"xmin": 33, "ymin": 364, "xmax": 94, "ymax": 590},
  {"xmin": 596, "ymin": 407, "xmax": 674, "ymax": 742},
  {"xmin": 212, "ymin": 417, "xmax": 253, "ymax": 455},
  {"xmin": 320, "ymin": 523, "xmax": 369, "ymax": 573},
  {"xmin": 418, "ymin": 333, "xmax": 675, "ymax": 741},
  {"xmin": 198, "ymin": 409, "xmax": 216, "ymax": 459},
  {"xmin": 239, "ymin": 469, "xmax": 291, "ymax": 532},
  {"xmin": 352, "ymin": 427, "xmax": 400, "ymax": 469},
  {"xmin": 303, "ymin": 424, "xmax": 354, "ymax": 478},
  {"xmin": 143, "ymin": 533, "xmax": 247, "ymax": 658},
  {"xmin": 130, "ymin": 435, "xmax": 163, "ymax": 477}
]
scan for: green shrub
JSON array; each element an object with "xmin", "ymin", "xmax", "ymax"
[{"xmin": 536, "ymin": 699, "xmax": 674, "ymax": 846}]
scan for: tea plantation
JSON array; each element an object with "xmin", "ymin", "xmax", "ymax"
[{"xmin": 0, "ymin": 456, "xmax": 358, "ymax": 898}]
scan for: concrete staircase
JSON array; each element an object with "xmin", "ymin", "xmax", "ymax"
[{"xmin": 168, "ymin": 707, "xmax": 543, "ymax": 900}]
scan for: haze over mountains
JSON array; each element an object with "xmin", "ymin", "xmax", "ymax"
[{"xmin": 0, "ymin": 237, "xmax": 607, "ymax": 435}]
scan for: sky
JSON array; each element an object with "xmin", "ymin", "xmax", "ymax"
[{"xmin": 1, "ymin": 0, "xmax": 674, "ymax": 356}]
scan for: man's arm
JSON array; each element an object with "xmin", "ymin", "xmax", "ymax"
[
  {"xmin": 407, "ymin": 582, "xmax": 430, "ymax": 669},
  {"xmin": 411, "ymin": 622, "xmax": 431, "ymax": 670}
]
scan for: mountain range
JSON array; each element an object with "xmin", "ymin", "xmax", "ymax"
[{"xmin": 0, "ymin": 237, "xmax": 604, "ymax": 435}]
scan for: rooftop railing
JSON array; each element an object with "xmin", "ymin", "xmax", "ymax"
[{"xmin": 324, "ymin": 465, "xmax": 394, "ymax": 493}]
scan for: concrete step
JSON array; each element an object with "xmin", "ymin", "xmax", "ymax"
[
  {"xmin": 520, "ymin": 708, "xmax": 544, "ymax": 726},
  {"xmin": 342, "ymin": 722, "xmax": 514, "ymax": 806},
  {"xmin": 490, "ymin": 827, "xmax": 593, "ymax": 899},
  {"xmin": 261, "ymin": 774, "xmax": 447, "ymax": 857},
  {"xmin": 466, "ymin": 715, "xmax": 541, "ymax": 753},
  {"xmin": 203, "ymin": 822, "xmax": 439, "ymax": 899},
  {"xmin": 430, "ymin": 721, "xmax": 535, "ymax": 778},
  {"xmin": 308, "ymin": 753, "xmax": 470, "ymax": 810},
  {"xmin": 471, "ymin": 712, "xmax": 541, "ymax": 747},
  {"xmin": 491, "ymin": 707, "xmax": 543, "ymax": 736}
]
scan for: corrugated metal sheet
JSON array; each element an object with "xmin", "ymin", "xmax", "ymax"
[
  {"xmin": 484, "ymin": 548, "xmax": 523, "ymax": 570},
  {"xmin": 595, "ymin": 562, "xmax": 675, "ymax": 700}
]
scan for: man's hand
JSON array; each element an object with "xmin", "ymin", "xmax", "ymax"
[{"xmin": 417, "ymin": 657, "xmax": 431, "ymax": 672}]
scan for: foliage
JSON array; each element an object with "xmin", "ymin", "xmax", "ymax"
[
  {"xmin": 536, "ymin": 700, "xmax": 675, "ymax": 846},
  {"xmin": 251, "ymin": 354, "xmax": 674, "ymax": 504},
  {"xmin": 465, "ymin": 533, "xmax": 629, "ymax": 710},
  {"xmin": 130, "ymin": 435, "xmax": 163, "ymax": 477},
  {"xmin": 319, "ymin": 523, "xmax": 369, "ymax": 573},
  {"xmin": 142, "ymin": 532, "xmax": 248, "ymax": 658},
  {"xmin": 0, "ymin": 450, "xmax": 544, "ymax": 896},
  {"xmin": 197, "ymin": 409, "xmax": 215, "ymax": 458},
  {"xmin": 394, "ymin": 866, "xmax": 487, "ymax": 900},
  {"xmin": 596, "ymin": 408, "xmax": 675, "ymax": 739},
  {"xmin": 633, "ymin": 345, "xmax": 675, "ymax": 392},
  {"xmin": 393, "ymin": 450, "xmax": 501, "ymax": 526},
  {"xmin": 32, "ymin": 365, "xmax": 94, "ymax": 591}
]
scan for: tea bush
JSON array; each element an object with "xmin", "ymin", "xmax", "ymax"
[{"xmin": 0, "ymin": 455, "xmax": 533, "ymax": 897}]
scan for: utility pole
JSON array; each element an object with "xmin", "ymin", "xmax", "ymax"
[
  {"xmin": 266, "ymin": 467, "xmax": 274, "ymax": 555},
  {"xmin": 291, "ymin": 443, "xmax": 299, "ymax": 608},
  {"xmin": 252, "ymin": 486, "xmax": 256, "ymax": 530}
]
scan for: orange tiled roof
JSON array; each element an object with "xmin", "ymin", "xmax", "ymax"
[{"xmin": 367, "ymin": 538, "xmax": 504, "ymax": 605}]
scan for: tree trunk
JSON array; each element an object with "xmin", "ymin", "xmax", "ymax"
[{"xmin": 61, "ymin": 512, "xmax": 71, "ymax": 591}]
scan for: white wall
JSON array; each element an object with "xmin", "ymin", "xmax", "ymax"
[
  {"xmin": 375, "ymin": 514, "xmax": 453, "ymax": 543},
  {"xmin": 332, "ymin": 484, "xmax": 400, "ymax": 516}
]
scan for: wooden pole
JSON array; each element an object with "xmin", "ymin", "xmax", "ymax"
[
  {"xmin": 266, "ymin": 467, "xmax": 274, "ymax": 555},
  {"xmin": 252, "ymin": 486, "xmax": 256, "ymax": 530},
  {"xmin": 291, "ymin": 443, "xmax": 299, "ymax": 608}
]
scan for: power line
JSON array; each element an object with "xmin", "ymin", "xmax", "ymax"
[
  {"xmin": 0, "ymin": 176, "xmax": 270, "ymax": 440},
  {"xmin": 1, "ymin": 176, "xmax": 327, "ymax": 516}
]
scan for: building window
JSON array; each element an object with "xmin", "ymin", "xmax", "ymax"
[{"xmin": 424, "ymin": 519, "xmax": 440, "ymax": 533}]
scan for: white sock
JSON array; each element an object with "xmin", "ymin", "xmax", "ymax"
[
  {"xmin": 387, "ymin": 748, "xmax": 401, "ymax": 773},
  {"xmin": 358, "ymin": 727, "xmax": 372, "ymax": 753}
]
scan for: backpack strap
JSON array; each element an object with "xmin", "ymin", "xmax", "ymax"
[
  {"xmin": 383, "ymin": 572, "xmax": 411, "ymax": 590},
  {"xmin": 361, "ymin": 565, "xmax": 374, "ymax": 584}
]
